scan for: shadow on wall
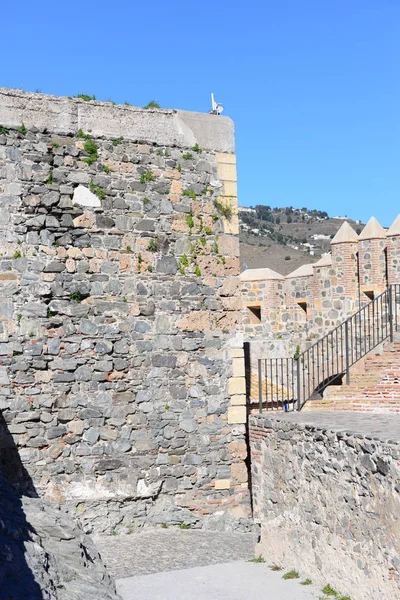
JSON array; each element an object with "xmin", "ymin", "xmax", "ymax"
[{"xmin": 0, "ymin": 411, "xmax": 43, "ymax": 599}]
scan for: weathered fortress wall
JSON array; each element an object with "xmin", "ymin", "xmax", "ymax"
[
  {"xmin": 0, "ymin": 88, "xmax": 250, "ymax": 533},
  {"xmin": 250, "ymin": 414, "xmax": 400, "ymax": 600}
]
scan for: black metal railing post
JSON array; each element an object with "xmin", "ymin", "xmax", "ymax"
[
  {"xmin": 389, "ymin": 286, "xmax": 394, "ymax": 342},
  {"xmin": 296, "ymin": 357, "xmax": 301, "ymax": 411},
  {"xmin": 345, "ymin": 319, "xmax": 350, "ymax": 385}
]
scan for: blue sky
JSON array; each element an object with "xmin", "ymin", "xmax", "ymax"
[{"xmin": 1, "ymin": 1, "xmax": 399, "ymax": 226}]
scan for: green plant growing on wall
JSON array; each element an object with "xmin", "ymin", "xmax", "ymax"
[
  {"xmin": 214, "ymin": 198, "xmax": 233, "ymax": 220},
  {"xmin": 140, "ymin": 171, "xmax": 155, "ymax": 184},
  {"xmin": 321, "ymin": 584, "xmax": 340, "ymax": 597},
  {"xmin": 177, "ymin": 163, "xmax": 181, "ymax": 172},
  {"xmin": 112, "ymin": 136, "xmax": 124, "ymax": 146},
  {"xmin": 47, "ymin": 308, "xmax": 56, "ymax": 318},
  {"xmin": 148, "ymin": 239, "xmax": 159, "ymax": 252},
  {"xmin": 89, "ymin": 180, "xmax": 105, "ymax": 200},
  {"xmin": 182, "ymin": 152, "xmax": 192, "ymax": 160},
  {"xmin": 186, "ymin": 206, "xmax": 194, "ymax": 229},
  {"xmin": 46, "ymin": 170, "xmax": 53, "ymax": 185},
  {"xmin": 13, "ymin": 250, "xmax": 21, "ymax": 259},
  {"xmin": 51, "ymin": 142, "xmax": 60, "ymax": 148},
  {"xmin": 143, "ymin": 197, "xmax": 150, "ymax": 205},
  {"xmin": 183, "ymin": 189, "xmax": 196, "ymax": 201},
  {"xmin": 282, "ymin": 570, "xmax": 299, "ymax": 580},
  {"xmin": 0, "ymin": 126, "xmax": 9, "ymax": 134},
  {"xmin": 83, "ymin": 138, "xmax": 98, "ymax": 165},
  {"xmin": 293, "ymin": 345, "xmax": 301, "ymax": 360},
  {"xmin": 194, "ymin": 265, "xmax": 201, "ymax": 277},
  {"xmin": 18, "ymin": 123, "xmax": 27, "ymax": 135},
  {"xmin": 204, "ymin": 226, "xmax": 212, "ymax": 235},
  {"xmin": 77, "ymin": 128, "xmax": 90, "ymax": 140},
  {"xmin": 146, "ymin": 265, "xmax": 153, "ymax": 272},
  {"xmin": 124, "ymin": 101, "xmax": 131, "ymax": 106},
  {"xmin": 103, "ymin": 165, "xmax": 110, "ymax": 174},
  {"xmin": 137, "ymin": 253, "xmax": 143, "ymax": 272},
  {"xmin": 248, "ymin": 556, "xmax": 265, "ymax": 563},
  {"xmin": 76, "ymin": 94, "xmax": 96, "ymax": 101},
  {"xmin": 69, "ymin": 291, "xmax": 85, "ymax": 303},
  {"xmin": 180, "ymin": 254, "xmax": 189, "ymax": 267},
  {"xmin": 192, "ymin": 143, "xmax": 202, "ymax": 153},
  {"xmin": 200, "ymin": 236, "xmax": 206, "ymax": 247},
  {"xmin": 144, "ymin": 100, "xmax": 161, "ymax": 109}
]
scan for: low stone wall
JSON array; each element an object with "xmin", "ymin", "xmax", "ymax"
[{"xmin": 249, "ymin": 414, "xmax": 400, "ymax": 600}]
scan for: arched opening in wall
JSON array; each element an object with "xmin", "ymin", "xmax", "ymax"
[{"xmin": 247, "ymin": 305, "xmax": 262, "ymax": 324}]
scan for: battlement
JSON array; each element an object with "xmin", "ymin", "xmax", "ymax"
[{"xmin": 241, "ymin": 215, "xmax": 400, "ymax": 341}]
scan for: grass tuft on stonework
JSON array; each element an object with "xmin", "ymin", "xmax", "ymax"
[{"xmin": 282, "ymin": 570, "xmax": 299, "ymax": 580}]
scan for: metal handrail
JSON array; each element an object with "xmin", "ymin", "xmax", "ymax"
[{"xmin": 256, "ymin": 284, "xmax": 400, "ymax": 412}]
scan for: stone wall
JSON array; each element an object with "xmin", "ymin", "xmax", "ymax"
[
  {"xmin": 0, "ymin": 88, "xmax": 251, "ymax": 533},
  {"xmin": 250, "ymin": 414, "xmax": 400, "ymax": 600}
]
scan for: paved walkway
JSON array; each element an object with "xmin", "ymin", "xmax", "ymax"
[
  {"xmin": 117, "ymin": 561, "xmax": 322, "ymax": 600},
  {"xmin": 95, "ymin": 530, "xmax": 256, "ymax": 578},
  {"xmin": 263, "ymin": 410, "xmax": 400, "ymax": 442},
  {"xmin": 95, "ymin": 530, "xmax": 322, "ymax": 600}
]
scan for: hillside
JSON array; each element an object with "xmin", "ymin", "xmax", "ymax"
[{"xmin": 239, "ymin": 205, "xmax": 364, "ymax": 275}]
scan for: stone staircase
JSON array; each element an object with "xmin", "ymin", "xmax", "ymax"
[{"xmin": 304, "ymin": 340, "xmax": 400, "ymax": 412}]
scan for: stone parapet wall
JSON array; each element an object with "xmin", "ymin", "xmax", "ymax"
[
  {"xmin": 0, "ymin": 89, "xmax": 251, "ymax": 533},
  {"xmin": 249, "ymin": 414, "xmax": 400, "ymax": 600}
]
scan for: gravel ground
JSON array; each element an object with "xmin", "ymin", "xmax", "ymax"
[{"xmin": 95, "ymin": 529, "xmax": 257, "ymax": 579}]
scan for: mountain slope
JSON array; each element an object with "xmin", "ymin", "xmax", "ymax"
[{"xmin": 239, "ymin": 205, "xmax": 363, "ymax": 275}]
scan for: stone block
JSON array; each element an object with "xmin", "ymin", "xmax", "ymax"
[
  {"xmin": 223, "ymin": 180, "xmax": 237, "ymax": 196},
  {"xmin": 228, "ymin": 405, "xmax": 246, "ymax": 424},
  {"xmin": 230, "ymin": 348, "xmax": 244, "ymax": 359},
  {"xmin": 230, "ymin": 394, "xmax": 246, "ymax": 406},
  {"xmin": 214, "ymin": 479, "xmax": 231, "ymax": 490},
  {"xmin": 215, "ymin": 152, "xmax": 236, "ymax": 165},
  {"xmin": 217, "ymin": 162, "xmax": 237, "ymax": 182},
  {"xmin": 231, "ymin": 461, "xmax": 248, "ymax": 483},
  {"xmin": 232, "ymin": 357, "xmax": 245, "ymax": 377},
  {"xmin": 228, "ymin": 377, "xmax": 246, "ymax": 395}
]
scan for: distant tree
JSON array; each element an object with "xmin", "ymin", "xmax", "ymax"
[
  {"xmin": 275, "ymin": 216, "xmax": 281, "ymax": 224},
  {"xmin": 286, "ymin": 216, "xmax": 292, "ymax": 223}
]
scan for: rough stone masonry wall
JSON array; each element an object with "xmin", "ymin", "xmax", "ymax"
[
  {"xmin": 0, "ymin": 88, "xmax": 251, "ymax": 533},
  {"xmin": 250, "ymin": 415, "xmax": 400, "ymax": 600}
]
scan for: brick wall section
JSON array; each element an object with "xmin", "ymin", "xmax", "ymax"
[
  {"xmin": 249, "ymin": 414, "xmax": 400, "ymax": 600},
  {"xmin": 307, "ymin": 341, "xmax": 400, "ymax": 412},
  {"xmin": 0, "ymin": 89, "xmax": 251, "ymax": 533}
]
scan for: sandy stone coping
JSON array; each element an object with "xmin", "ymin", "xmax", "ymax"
[{"xmin": 0, "ymin": 87, "xmax": 235, "ymax": 153}]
